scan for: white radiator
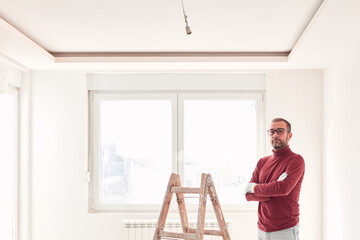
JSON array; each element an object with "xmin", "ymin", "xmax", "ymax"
[{"xmin": 122, "ymin": 219, "xmax": 231, "ymax": 240}]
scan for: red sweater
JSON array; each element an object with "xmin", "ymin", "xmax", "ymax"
[{"xmin": 246, "ymin": 145, "xmax": 305, "ymax": 232}]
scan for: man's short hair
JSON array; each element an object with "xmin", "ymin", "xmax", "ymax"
[{"xmin": 272, "ymin": 118, "xmax": 291, "ymax": 132}]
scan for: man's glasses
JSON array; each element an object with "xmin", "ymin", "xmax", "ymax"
[{"xmin": 267, "ymin": 128, "xmax": 290, "ymax": 136}]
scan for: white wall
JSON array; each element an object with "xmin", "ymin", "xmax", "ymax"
[
  {"xmin": 266, "ymin": 70, "xmax": 323, "ymax": 240},
  {"xmin": 29, "ymin": 69, "xmax": 322, "ymax": 240},
  {"xmin": 323, "ymin": 46, "xmax": 360, "ymax": 240}
]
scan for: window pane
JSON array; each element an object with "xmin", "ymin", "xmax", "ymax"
[
  {"xmin": 99, "ymin": 100, "xmax": 172, "ymax": 204},
  {"xmin": 183, "ymin": 99, "xmax": 257, "ymax": 204},
  {"xmin": 0, "ymin": 93, "xmax": 16, "ymax": 239}
]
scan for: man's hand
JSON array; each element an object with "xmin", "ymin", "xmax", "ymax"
[
  {"xmin": 244, "ymin": 183, "xmax": 257, "ymax": 194},
  {"xmin": 244, "ymin": 172, "xmax": 287, "ymax": 195},
  {"xmin": 277, "ymin": 172, "xmax": 288, "ymax": 181}
]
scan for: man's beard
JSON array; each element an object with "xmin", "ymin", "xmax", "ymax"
[{"xmin": 271, "ymin": 138, "xmax": 288, "ymax": 150}]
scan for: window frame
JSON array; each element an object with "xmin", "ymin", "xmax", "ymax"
[
  {"xmin": 89, "ymin": 90, "xmax": 265, "ymax": 213},
  {"xmin": 89, "ymin": 92, "xmax": 178, "ymax": 212},
  {"xmin": 0, "ymin": 86, "xmax": 19, "ymax": 239}
]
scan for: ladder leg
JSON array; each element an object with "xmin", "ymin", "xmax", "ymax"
[
  {"xmin": 153, "ymin": 173, "xmax": 177, "ymax": 240},
  {"xmin": 153, "ymin": 173, "xmax": 231, "ymax": 240},
  {"xmin": 175, "ymin": 174, "xmax": 191, "ymax": 240},
  {"xmin": 207, "ymin": 175, "xmax": 231, "ymax": 240},
  {"xmin": 196, "ymin": 173, "xmax": 208, "ymax": 240}
]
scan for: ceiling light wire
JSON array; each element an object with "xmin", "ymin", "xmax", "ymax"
[{"xmin": 181, "ymin": 0, "xmax": 192, "ymax": 35}]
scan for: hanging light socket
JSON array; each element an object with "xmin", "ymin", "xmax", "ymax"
[
  {"xmin": 181, "ymin": 0, "xmax": 192, "ymax": 35},
  {"xmin": 185, "ymin": 24, "xmax": 192, "ymax": 35}
]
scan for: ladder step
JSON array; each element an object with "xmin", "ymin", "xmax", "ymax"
[
  {"xmin": 160, "ymin": 230, "xmax": 197, "ymax": 240},
  {"xmin": 171, "ymin": 187, "xmax": 201, "ymax": 194},
  {"xmin": 188, "ymin": 228, "xmax": 223, "ymax": 236}
]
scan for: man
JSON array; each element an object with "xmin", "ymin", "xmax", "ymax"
[{"xmin": 244, "ymin": 118, "xmax": 305, "ymax": 240}]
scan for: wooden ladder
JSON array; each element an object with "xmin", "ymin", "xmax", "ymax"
[{"xmin": 153, "ymin": 173, "xmax": 231, "ymax": 240}]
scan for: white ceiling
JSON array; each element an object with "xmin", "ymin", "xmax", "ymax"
[
  {"xmin": 2, "ymin": 0, "xmax": 360, "ymax": 70},
  {"xmin": 0, "ymin": 0, "xmax": 323, "ymax": 53}
]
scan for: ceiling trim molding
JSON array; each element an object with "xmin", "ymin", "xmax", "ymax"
[
  {"xmin": 0, "ymin": 17, "xmax": 54, "ymax": 68},
  {"xmin": 51, "ymin": 52, "xmax": 289, "ymax": 63},
  {"xmin": 289, "ymin": 0, "xmax": 328, "ymax": 60},
  {"xmin": 0, "ymin": 18, "xmax": 54, "ymax": 60}
]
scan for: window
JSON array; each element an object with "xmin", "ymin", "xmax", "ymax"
[
  {"xmin": 0, "ymin": 87, "xmax": 18, "ymax": 239},
  {"xmin": 179, "ymin": 94, "xmax": 261, "ymax": 205},
  {"xmin": 92, "ymin": 94, "xmax": 176, "ymax": 207},
  {"xmin": 90, "ymin": 91, "xmax": 264, "ymax": 211}
]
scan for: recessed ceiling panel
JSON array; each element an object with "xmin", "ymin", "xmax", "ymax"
[{"xmin": 0, "ymin": 0, "xmax": 323, "ymax": 53}]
